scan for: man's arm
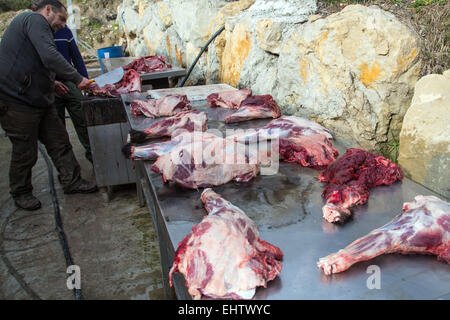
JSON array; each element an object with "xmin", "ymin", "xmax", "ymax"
[
  {"xmin": 24, "ymin": 13, "xmax": 83, "ymax": 85},
  {"xmin": 66, "ymin": 27, "xmax": 89, "ymax": 79}
]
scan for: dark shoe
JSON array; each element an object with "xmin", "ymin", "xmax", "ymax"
[
  {"xmin": 14, "ymin": 194, "xmax": 42, "ymax": 211},
  {"xmin": 64, "ymin": 179, "xmax": 98, "ymax": 194}
]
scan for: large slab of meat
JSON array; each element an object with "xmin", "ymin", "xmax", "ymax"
[
  {"xmin": 86, "ymin": 69, "xmax": 142, "ymax": 97},
  {"xmin": 130, "ymin": 94, "xmax": 191, "ymax": 118},
  {"xmin": 169, "ymin": 189, "xmax": 283, "ymax": 300},
  {"xmin": 128, "ymin": 110, "xmax": 208, "ymax": 143},
  {"xmin": 206, "ymin": 88, "xmax": 252, "ymax": 109},
  {"xmin": 234, "ymin": 116, "xmax": 339, "ymax": 169},
  {"xmin": 206, "ymin": 89, "xmax": 282, "ymax": 123},
  {"xmin": 319, "ymin": 148, "xmax": 403, "ymax": 223},
  {"xmin": 122, "ymin": 55, "xmax": 172, "ymax": 74},
  {"xmin": 239, "ymin": 116, "xmax": 334, "ymax": 141},
  {"xmin": 318, "ymin": 195, "xmax": 450, "ymax": 275},
  {"xmin": 123, "ymin": 132, "xmax": 220, "ymax": 161},
  {"xmin": 225, "ymin": 95, "xmax": 281, "ymax": 124},
  {"xmin": 151, "ymin": 133, "xmax": 259, "ymax": 189}
]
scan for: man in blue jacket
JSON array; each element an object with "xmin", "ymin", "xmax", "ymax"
[{"xmin": 53, "ymin": 24, "xmax": 93, "ymax": 163}]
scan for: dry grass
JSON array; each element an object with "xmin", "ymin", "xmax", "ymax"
[{"xmin": 317, "ymin": 0, "xmax": 450, "ymax": 77}]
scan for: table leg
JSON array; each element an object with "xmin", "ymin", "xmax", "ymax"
[
  {"xmin": 136, "ymin": 178, "xmax": 145, "ymax": 207},
  {"xmin": 135, "ymin": 162, "xmax": 146, "ymax": 207}
]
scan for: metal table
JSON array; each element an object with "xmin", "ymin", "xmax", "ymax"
[{"xmin": 122, "ymin": 86, "xmax": 450, "ymax": 300}]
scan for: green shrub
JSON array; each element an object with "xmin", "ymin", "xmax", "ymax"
[{"xmin": 0, "ymin": 0, "xmax": 31, "ymax": 13}]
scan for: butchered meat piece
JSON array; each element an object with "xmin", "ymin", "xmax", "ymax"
[
  {"xmin": 206, "ymin": 88, "xmax": 252, "ymax": 109},
  {"xmin": 122, "ymin": 131, "xmax": 219, "ymax": 161},
  {"xmin": 128, "ymin": 110, "xmax": 208, "ymax": 143},
  {"xmin": 122, "ymin": 55, "xmax": 172, "ymax": 73},
  {"xmin": 86, "ymin": 69, "xmax": 142, "ymax": 97},
  {"xmin": 318, "ymin": 195, "xmax": 450, "ymax": 275},
  {"xmin": 279, "ymin": 133, "xmax": 339, "ymax": 169},
  {"xmin": 319, "ymin": 148, "xmax": 403, "ymax": 223},
  {"xmin": 225, "ymin": 94, "xmax": 281, "ymax": 123},
  {"xmin": 130, "ymin": 95, "xmax": 191, "ymax": 118},
  {"xmin": 150, "ymin": 133, "xmax": 259, "ymax": 189},
  {"xmin": 169, "ymin": 189, "xmax": 283, "ymax": 300},
  {"xmin": 233, "ymin": 116, "xmax": 339, "ymax": 169}
]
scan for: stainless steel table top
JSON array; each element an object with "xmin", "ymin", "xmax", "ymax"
[{"xmin": 122, "ymin": 89, "xmax": 450, "ymax": 300}]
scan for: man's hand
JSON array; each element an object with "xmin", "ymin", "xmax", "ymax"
[
  {"xmin": 77, "ymin": 77, "xmax": 91, "ymax": 90},
  {"xmin": 55, "ymin": 81, "xmax": 69, "ymax": 95}
]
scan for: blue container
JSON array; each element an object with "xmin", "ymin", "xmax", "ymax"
[{"xmin": 97, "ymin": 46, "xmax": 124, "ymax": 73}]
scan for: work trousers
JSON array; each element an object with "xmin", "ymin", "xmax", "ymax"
[
  {"xmin": 0, "ymin": 100, "xmax": 82, "ymax": 198},
  {"xmin": 54, "ymin": 81, "xmax": 92, "ymax": 163}
]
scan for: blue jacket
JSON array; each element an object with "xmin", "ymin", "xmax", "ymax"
[{"xmin": 54, "ymin": 25, "xmax": 88, "ymax": 80}]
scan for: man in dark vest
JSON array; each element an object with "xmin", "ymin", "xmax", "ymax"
[{"xmin": 0, "ymin": 0, "xmax": 98, "ymax": 211}]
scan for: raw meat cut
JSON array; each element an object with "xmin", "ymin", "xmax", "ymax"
[
  {"xmin": 130, "ymin": 95, "xmax": 191, "ymax": 118},
  {"xmin": 239, "ymin": 116, "xmax": 334, "ymax": 142},
  {"xmin": 234, "ymin": 116, "xmax": 338, "ymax": 169},
  {"xmin": 86, "ymin": 69, "xmax": 142, "ymax": 97},
  {"xmin": 207, "ymin": 89, "xmax": 281, "ymax": 123},
  {"xmin": 225, "ymin": 95, "xmax": 281, "ymax": 123},
  {"xmin": 318, "ymin": 195, "xmax": 450, "ymax": 275},
  {"xmin": 169, "ymin": 189, "xmax": 283, "ymax": 300},
  {"xmin": 151, "ymin": 133, "xmax": 259, "ymax": 189},
  {"xmin": 319, "ymin": 148, "xmax": 403, "ymax": 223},
  {"xmin": 123, "ymin": 132, "xmax": 219, "ymax": 161},
  {"xmin": 278, "ymin": 133, "xmax": 339, "ymax": 169},
  {"xmin": 128, "ymin": 110, "xmax": 208, "ymax": 143},
  {"xmin": 122, "ymin": 55, "xmax": 172, "ymax": 74},
  {"xmin": 206, "ymin": 89, "xmax": 252, "ymax": 109}
]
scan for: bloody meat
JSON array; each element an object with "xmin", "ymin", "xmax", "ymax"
[
  {"xmin": 86, "ymin": 69, "xmax": 142, "ymax": 97},
  {"xmin": 122, "ymin": 55, "xmax": 172, "ymax": 74},
  {"xmin": 319, "ymin": 148, "xmax": 403, "ymax": 223},
  {"xmin": 318, "ymin": 195, "xmax": 450, "ymax": 275},
  {"xmin": 169, "ymin": 188, "xmax": 283, "ymax": 300}
]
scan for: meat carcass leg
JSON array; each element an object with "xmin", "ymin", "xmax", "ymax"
[{"xmin": 318, "ymin": 195, "xmax": 450, "ymax": 275}]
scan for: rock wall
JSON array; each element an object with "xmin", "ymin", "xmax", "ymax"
[
  {"xmin": 117, "ymin": 1, "xmax": 422, "ymax": 152},
  {"xmin": 398, "ymin": 70, "xmax": 450, "ymax": 199}
]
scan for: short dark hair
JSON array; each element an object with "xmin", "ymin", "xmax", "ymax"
[{"xmin": 35, "ymin": 0, "xmax": 67, "ymax": 12}]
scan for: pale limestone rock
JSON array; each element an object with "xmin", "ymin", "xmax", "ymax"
[
  {"xmin": 398, "ymin": 72, "xmax": 450, "ymax": 198},
  {"xmin": 158, "ymin": 2, "xmax": 172, "ymax": 28},
  {"xmin": 142, "ymin": 7, "xmax": 166, "ymax": 54},
  {"xmin": 256, "ymin": 19, "xmax": 283, "ymax": 55},
  {"xmin": 275, "ymin": 4, "xmax": 422, "ymax": 151},
  {"xmin": 183, "ymin": 42, "xmax": 208, "ymax": 85},
  {"xmin": 444, "ymin": 69, "xmax": 450, "ymax": 79},
  {"xmin": 219, "ymin": 0, "xmax": 316, "ymax": 92},
  {"xmin": 206, "ymin": 0, "xmax": 256, "ymax": 85},
  {"xmin": 121, "ymin": 7, "xmax": 140, "ymax": 35},
  {"xmin": 152, "ymin": 26, "xmax": 185, "ymax": 67},
  {"xmin": 170, "ymin": 0, "xmax": 230, "ymax": 48},
  {"xmin": 308, "ymin": 14, "xmax": 322, "ymax": 23}
]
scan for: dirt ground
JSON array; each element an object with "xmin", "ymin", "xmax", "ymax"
[{"xmin": 0, "ymin": 116, "xmax": 165, "ymax": 300}]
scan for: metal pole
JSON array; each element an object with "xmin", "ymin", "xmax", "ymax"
[{"xmin": 67, "ymin": 0, "xmax": 78, "ymax": 42}]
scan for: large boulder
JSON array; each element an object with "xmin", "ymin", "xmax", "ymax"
[
  {"xmin": 170, "ymin": 0, "xmax": 231, "ymax": 48},
  {"xmin": 398, "ymin": 70, "xmax": 450, "ymax": 199},
  {"xmin": 206, "ymin": 0, "xmax": 257, "ymax": 84},
  {"xmin": 275, "ymin": 4, "xmax": 422, "ymax": 151},
  {"xmin": 219, "ymin": 0, "xmax": 317, "ymax": 93}
]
